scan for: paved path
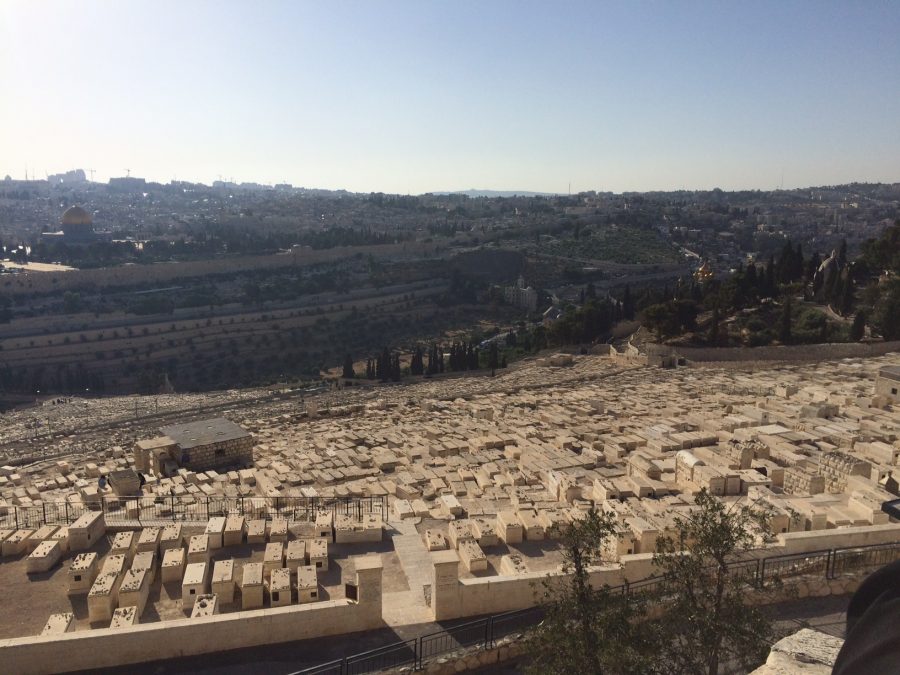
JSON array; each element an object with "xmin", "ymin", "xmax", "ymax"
[{"xmin": 382, "ymin": 518, "xmax": 433, "ymax": 625}]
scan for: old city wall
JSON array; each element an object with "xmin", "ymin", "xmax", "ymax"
[
  {"xmin": 647, "ymin": 340, "xmax": 900, "ymax": 364},
  {"xmin": 432, "ymin": 523, "xmax": 900, "ymax": 621}
]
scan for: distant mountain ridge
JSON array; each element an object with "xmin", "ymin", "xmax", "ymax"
[{"xmin": 427, "ymin": 189, "xmax": 562, "ymax": 198}]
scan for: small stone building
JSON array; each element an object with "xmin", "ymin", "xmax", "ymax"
[
  {"xmin": 135, "ymin": 418, "xmax": 253, "ymax": 475},
  {"xmin": 875, "ymin": 366, "xmax": 900, "ymax": 403}
]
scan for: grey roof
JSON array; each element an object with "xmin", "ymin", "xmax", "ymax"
[
  {"xmin": 879, "ymin": 366, "xmax": 900, "ymax": 382},
  {"xmin": 159, "ymin": 418, "xmax": 250, "ymax": 450}
]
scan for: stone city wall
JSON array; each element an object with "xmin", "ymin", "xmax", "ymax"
[{"xmin": 647, "ymin": 340, "xmax": 900, "ymax": 365}]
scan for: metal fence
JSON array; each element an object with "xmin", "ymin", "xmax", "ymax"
[
  {"xmin": 0, "ymin": 494, "xmax": 388, "ymax": 530},
  {"xmin": 291, "ymin": 539, "xmax": 900, "ymax": 675}
]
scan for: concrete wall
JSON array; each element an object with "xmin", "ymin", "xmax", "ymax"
[
  {"xmin": 0, "ymin": 559, "xmax": 383, "ymax": 675},
  {"xmin": 432, "ymin": 525, "xmax": 900, "ymax": 621}
]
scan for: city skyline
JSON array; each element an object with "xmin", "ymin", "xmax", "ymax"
[{"xmin": 2, "ymin": 1, "xmax": 899, "ymax": 194}]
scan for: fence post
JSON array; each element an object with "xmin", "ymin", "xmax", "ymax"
[
  {"xmin": 240, "ymin": 496, "xmax": 245, "ymax": 517},
  {"xmin": 486, "ymin": 615, "xmax": 494, "ymax": 649},
  {"xmin": 42, "ymin": 502, "xmax": 47, "ymax": 526},
  {"xmin": 171, "ymin": 494, "xmax": 176, "ymax": 522},
  {"xmin": 760, "ymin": 558, "xmax": 767, "ymax": 586},
  {"xmin": 341, "ymin": 656, "xmax": 348, "ymax": 675},
  {"xmin": 826, "ymin": 549, "xmax": 834, "ymax": 580},
  {"xmin": 204, "ymin": 497, "xmax": 210, "ymax": 520},
  {"xmin": 14, "ymin": 506, "xmax": 19, "ymax": 530},
  {"xmin": 65, "ymin": 501, "xmax": 70, "ymax": 524}
]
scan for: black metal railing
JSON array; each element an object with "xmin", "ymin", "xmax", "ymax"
[
  {"xmin": 0, "ymin": 494, "xmax": 388, "ymax": 530},
  {"xmin": 291, "ymin": 538, "xmax": 900, "ymax": 675}
]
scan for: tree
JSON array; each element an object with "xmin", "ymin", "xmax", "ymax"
[
  {"xmin": 708, "ymin": 306, "xmax": 721, "ymax": 346},
  {"xmin": 341, "ymin": 354, "xmax": 355, "ymax": 379},
  {"xmin": 778, "ymin": 297, "xmax": 792, "ymax": 344},
  {"xmin": 622, "ymin": 284, "xmax": 635, "ymax": 320},
  {"xmin": 527, "ymin": 509, "xmax": 654, "ymax": 675},
  {"xmin": 873, "ymin": 279, "xmax": 900, "ymax": 340},
  {"xmin": 652, "ymin": 489, "xmax": 776, "ymax": 675},
  {"xmin": 488, "ymin": 342, "xmax": 499, "ymax": 376}
]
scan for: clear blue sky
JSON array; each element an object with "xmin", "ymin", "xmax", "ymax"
[{"xmin": 2, "ymin": 1, "xmax": 899, "ymax": 193}]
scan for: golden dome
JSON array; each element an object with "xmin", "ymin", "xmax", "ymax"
[{"xmin": 61, "ymin": 205, "xmax": 92, "ymax": 226}]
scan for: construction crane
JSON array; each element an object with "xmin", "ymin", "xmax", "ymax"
[{"xmin": 87, "ymin": 168, "xmax": 96, "ymax": 182}]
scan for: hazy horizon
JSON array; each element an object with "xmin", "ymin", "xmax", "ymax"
[{"xmin": 2, "ymin": 1, "xmax": 899, "ymax": 194}]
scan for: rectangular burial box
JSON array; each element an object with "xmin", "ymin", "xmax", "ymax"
[
  {"xmin": 314, "ymin": 511, "xmax": 333, "ymax": 540},
  {"xmin": 296, "ymin": 565, "xmax": 318, "ymax": 604},
  {"xmin": 2, "ymin": 529, "xmax": 34, "ymax": 557},
  {"xmin": 267, "ymin": 518, "xmax": 288, "ymax": 542},
  {"xmin": 246, "ymin": 519, "xmax": 266, "ymax": 544},
  {"xmin": 223, "ymin": 515, "xmax": 245, "ymax": 547},
  {"xmin": 516, "ymin": 510, "xmax": 544, "ymax": 541},
  {"xmin": 26, "ymin": 540, "xmax": 62, "ymax": 573},
  {"xmin": 241, "ymin": 562, "xmax": 264, "ymax": 610},
  {"xmin": 263, "ymin": 542, "xmax": 284, "ymax": 577},
  {"xmin": 68, "ymin": 552, "xmax": 99, "ymax": 594},
  {"xmin": 448, "ymin": 520, "xmax": 475, "ymax": 549},
  {"xmin": 131, "ymin": 550, "xmax": 156, "ymax": 585},
  {"xmin": 205, "ymin": 517, "xmax": 226, "ymax": 549},
  {"xmin": 499, "ymin": 553, "xmax": 529, "ymax": 576},
  {"xmin": 159, "ymin": 523, "xmax": 183, "ymax": 551},
  {"xmin": 117, "ymin": 567, "xmax": 151, "ymax": 617},
  {"xmin": 191, "ymin": 593, "xmax": 219, "ymax": 618},
  {"xmin": 458, "ymin": 539, "xmax": 488, "ymax": 572},
  {"xmin": 211, "ymin": 559, "xmax": 235, "ymax": 604},
  {"xmin": 110, "ymin": 606, "xmax": 139, "ymax": 629},
  {"xmin": 49, "ymin": 527, "xmax": 69, "ymax": 554},
  {"xmin": 308, "ymin": 537, "xmax": 328, "ymax": 571},
  {"xmin": 181, "ymin": 562, "xmax": 208, "ymax": 609},
  {"xmin": 100, "ymin": 554, "xmax": 128, "ymax": 579},
  {"xmin": 285, "ymin": 540, "xmax": 307, "ymax": 572},
  {"xmin": 109, "ymin": 531, "xmax": 136, "ymax": 560},
  {"xmin": 136, "ymin": 527, "xmax": 161, "ymax": 555},
  {"xmin": 161, "ymin": 547, "xmax": 186, "ymax": 583},
  {"xmin": 27, "ymin": 525, "xmax": 59, "ymax": 551},
  {"xmin": 69, "ymin": 512, "xmax": 106, "ymax": 551},
  {"xmin": 333, "ymin": 514, "xmax": 382, "ymax": 544},
  {"xmin": 88, "ymin": 572, "xmax": 121, "ymax": 623},
  {"xmin": 470, "ymin": 518, "xmax": 499, "ymax": 547},
  {"xmin": 187, "ymin": 534, "xmax": 210, "ymax": 565},
  {"xmin": 425, "ymin": 530, "xmax": 449, "ymax": 552},
  {"xmin": 268, "ymin": 567, "xmax": 293, "ymax": 607},
  {"xmin": 41, "ymin": 612, "xmax": 75, "ymax": 636},
  {"xmin": 496, "ymin": 511, "xmax": 524, "ymax": 544}
]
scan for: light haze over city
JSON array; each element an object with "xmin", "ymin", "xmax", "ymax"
[{"xmin": 1, "ymin": 0, "xmax": 899, "ymax": 194}]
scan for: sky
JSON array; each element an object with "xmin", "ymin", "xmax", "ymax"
[{"xmin": 1, "ymin": 1, "xmax": 899, "ymax": 194}]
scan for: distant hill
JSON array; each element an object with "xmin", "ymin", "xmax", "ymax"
[{"xmin": 427, "ymin": 189, "xmax": 562, "ymax": 198}]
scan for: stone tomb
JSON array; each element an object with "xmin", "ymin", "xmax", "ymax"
[
  {"xmin": 110, "ymin": 606, "xmax": 138, "ymax": 629},
  {"xmin": 241, "ymin": 562, "xmax": 264, "ymax": 610},
  {"xmin": 211, "ymin": 559, "xmax": 235, "ymax": 604},
  {"xmin": 26, "ymin": 540, "xmax": 62, "ymax": 573},
  {"xmin": 334, "ymin": 514, "xmax": 382, "ymax": 544},
  {"xmin": 136, "ymin": 527, "xmax": 161, "ymax": 555},
  {"xmin": 27, "ymin": 525, "xmax": 59, "ymax": 552},
  {"xmin": 2, "ymin": 529, "xmax": 34, "ymax": 557},
  {"xmin": 286, "ymin": 540, "xmax": 307, "ymax": 572},
  {"xmin": 296, "ymin": 564, "xmax": 318, "ymax": 604},
  {"xmin": 268, "ymin": 567, "xmax": 293, "ymax": 607},
  {"xmin": 205, "ymin": 517, "xmax": 226, "ymax": 549},
  {"xmin": 117, "ymin": 567, "xmax": 151, "ymax": 617},
  {"xmin": 181, "ymin": 562, "xmax": 208, "ymax": 609},
  {"xmin": 100, "ymin": 554, "xmax": 128, "ymax": 580},
  {"xmin": 159, "ymin": 523, "xmax": 183, "ymax": 551},
  {"xmin": 48, "ymin": 527, "xmax": 69, "ymax": 554},
  {"xmin": 88, "ymin": 572, "xmax": 121, "ymax": 623},
  {"xmin": 499, "ymin": 553, "xmax": 528, "ymax": 576},
  {"xmin": 314, "ymin": 512, "xmax": 333, "ymax": 540},
  {"xmin": 109, "ymin": 531, "xmax": 135, "ymax": 560},
  {"xmin": 187, "ymin": 534, "xmax": 210, "ymax": 565},
  {"xmin": 161, "ymin": 547, "xmax": 186, "ymax": 583},
  {"xmin": 41, "ymin": 612, "xmax": 75, "ymax": 636},
  {"xmin": 68, "ymin": 552, "xmax": 99, "ymax": 594},
  {"xmin": 131, "ymin": 550, "xmax": 156, "ymax": 585},
  {"xmin": 191, "ymin": 593, "xmax": 219, "ymax": 618},
  {"xmin": 458, "ymin": 539, "xmax": 488, "ymax": 572},
  {"xmin": 263, "ymin": 542, "xmax": 284, "ymax": 577},
  {"xmin": 246, "ymin": 519, "xmax": 266, "ymax": 544},
  {"xmin": 425, "ymin": 530, "xmax": 449, "ymax": 552},
  {"xmin": 267, "ymin": 518, "xmax": 288, "ymax": 542},
  {"xmin": 308, "ymin": 538, "xmax": 328, "ymax": 571},
  {"xmin": 69, "ymin": 512, "xmax": 105, "ymax": 551},
  {"xmin": 471, "ymin": 518, "xmax": 499, "ymax": 547},
  {"xmin": 496, "ymin": 511, "xmax": 524, "ymax": 544},
  {"xmin": 223, "ymin": 515, "xmax": 245, "ymax": 547}
]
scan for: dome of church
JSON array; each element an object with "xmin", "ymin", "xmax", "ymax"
[{"xmin": 61, "ymin": 205, "xmax": 92, "ymax": 226}]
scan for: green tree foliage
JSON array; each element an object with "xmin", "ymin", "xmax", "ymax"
[
  {"xmin": 652, "ymin": 490, "xmax": 776, "ymax": 675},
  {"xmin": 850, "ymin": 310, "xmax": 866, "ymax": 341},
  {"xmin": 527, "ymin": 509, "xmax": 655, "ymax": 675},
  {"xmin": 642, "ymin": 300, "xmax": 698, "ymax": 341},
  {"xmin": 873, "ymin": 278, "xmax": 900, "ymax": 340},
  {"xmin": 778, "ymin": 297, "xmax": 792, "ymax": 344},
  {"xmin": 341, "ymin": 354, "xmax": 355, "ymax": 379},
  {"xmin": 860, "ymin": 221, "xmax": 900, "ymax": 274}
]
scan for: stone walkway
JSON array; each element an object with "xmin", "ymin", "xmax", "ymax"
[{"xmin": 382, "ymin": 517, "xmax": 434, "ymax": 625}]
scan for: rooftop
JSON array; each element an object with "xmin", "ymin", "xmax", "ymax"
[
  {"xmin": 879, "ymin": 365, "xmax": 900, "ymax": 382},
  {"xmin": 159, "ymin": 417, "xmax": 250, "ymax": 450}
]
